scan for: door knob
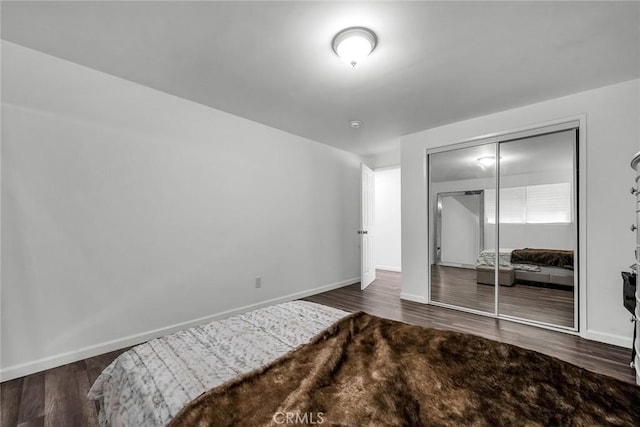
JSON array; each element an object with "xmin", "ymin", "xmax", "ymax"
[
  {"xmin": 632, "ymin": 187, "xmax": 638, "ymax": 195},
  {"xmin": 631, "ymin": 224, "xmax": 637, "ymax": 232}
]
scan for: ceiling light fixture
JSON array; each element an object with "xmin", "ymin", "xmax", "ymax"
[
  {"xmin": 332, "ymin": 27, "xmax": 377, "ymax": 67},
  {"xmin": 477, "ymin": 156, "xmax": 503, "ymax": 167},
  {"xmin": 477, "ymin": 156, "xmax": 496, "ymax": 167},
  {"xmin": 350, "ymin": 120, "xmax": 362, "ymax": 129}
]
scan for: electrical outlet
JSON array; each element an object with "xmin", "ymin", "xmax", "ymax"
[{"xmin": 255, "ymin": 276, "xmax": 262, "ymax": 288}]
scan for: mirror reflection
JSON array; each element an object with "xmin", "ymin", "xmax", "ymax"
[
  {"xmin": 429, "ymin": 144, "xmax": 496, "ymax": 314},
  {"xmin": 497, "ymin": 130, "xmax": 576, "ymax": 328},
  {"xmin": 429, "ymin": 129, "xmax": 577, "ymax": 329}
]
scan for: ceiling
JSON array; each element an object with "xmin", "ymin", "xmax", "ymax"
[
  {"xmin": 1, "ymin": 1, "xmax": 639, "ymax": 158},
  {"xmin": 431, "ymin": 130, "xmax": 575, "ymax": 183}
]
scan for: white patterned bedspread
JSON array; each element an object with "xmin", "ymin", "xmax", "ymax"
[
  {"xmin": 476, "ymin": 249, "xmax": 514, "ymax": 267},
  {"xmin": 87, "ymin": 301, "xmax": 349, "ymax": 427},
  {"xmin": 476, "ymin": 249, "xmax": 541, "ymax": 272}
]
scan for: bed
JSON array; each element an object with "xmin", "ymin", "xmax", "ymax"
[
  {"xmin": 87, "ymin": 301, "xmax": 348, "ymax": 426},
  {"xmin": 476, "ymin": 248, "xmax": 574, "ymax": 287},
  {"xmin": 88, "ymin": 299, "xmax": 640, "ymax": 426}
]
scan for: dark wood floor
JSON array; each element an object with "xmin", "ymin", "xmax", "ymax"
[
  {"xmin": 431, "ymin": 265, "xmax": 575, "ymax": 327},
  {"xmin": 0, "ymin": 348, "xmax": 129, "ymax": 427},
  {"xmin": 1, "ymin": 270, "xmax": 635, "ymax": 427},
  {"xmin": 305, "ymin": 270, "xmax": 634, "ymax": 384}
]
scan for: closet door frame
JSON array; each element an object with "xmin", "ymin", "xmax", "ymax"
[{"xmin": 426, "ymin": 115, "xmax": 585, "ymax": 335}]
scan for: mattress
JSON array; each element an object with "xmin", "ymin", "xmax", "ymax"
[
  {"xmin": 476, "ymin": 249, "xmax": 542, "ymax": 272},
  {"xmin": 87, "ymin": 301, "xmax": 349, "ymax": 427},
  {"xmin": 476, "ymin": 249, "xmax": 515, "ymax": 267}
]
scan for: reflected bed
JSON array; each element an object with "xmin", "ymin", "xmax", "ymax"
[{"xmin": 475, "ymin": 248, "xmax": 574, "ymax": 287}]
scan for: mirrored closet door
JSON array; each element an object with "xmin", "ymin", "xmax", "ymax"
[
  {"xmin": 429, "ymin": 143, "xmax": 497, "ymax": 314},
  {"xmin": 428, "ymin": 124, "xmax": 578, "ymax": 330},
  {"xmin": 497, "ymin": 130, "xmax": 577, "ymax": 328}
]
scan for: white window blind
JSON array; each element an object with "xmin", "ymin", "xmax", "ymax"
[
  {"xmin": 526, "ymin": 183, "xmax": 572, "ymax": 223},
  {"xmin": 485, "ymin": 189, "xmax": 496, "ymax": 224},
  {"xmin": 485, "ymin": 188, "xmax": 526, "ymax": 224},
  {"xmin": 484, "ymin": 183, "xmax": 572, "ymax": 224}
]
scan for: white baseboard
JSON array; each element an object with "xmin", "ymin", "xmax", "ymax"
[
  {"xmin": 582, "ymin": 329, "xmax": 633, "ymax": 349},
  {"xmin": 376, "ymin": 265, "xmax": 401, "ymax": 272},
  {"xmin": 400, "ymin": 292, "xmax": 427, "ymax": 304},
  {"xmin": 0, "ymin": 277, "xmax": 360, "ymax": 382}
]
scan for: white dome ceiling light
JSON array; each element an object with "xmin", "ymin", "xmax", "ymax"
[
  {"xmin": 477, "ymin": 156, "xmax": 496, "ymax": 167},
  {"xmin": 332, "ymin": 27, "xmax": 378, "ymax": 68},
  {"xmin": 350, "ymin": 120, "xmax": 362, "ymax": 129},
  {"xmin": 477, "ymin": 156, "xmax": 503, "ymax": 167}
]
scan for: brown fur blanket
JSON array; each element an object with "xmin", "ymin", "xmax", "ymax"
[
  {"xmin": 169, "ymin": 312, "xmax": 640, "ymax": 426},
  {"xmin": 511, "ymin": 248, "xmax": 574, "ymax": 269}
]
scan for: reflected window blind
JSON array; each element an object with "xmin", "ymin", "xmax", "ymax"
[
  {"xmin": 485, "ymin": 188, "xmax": 526, "ymax": 224},
  {"xmin": 500, "ymin": 187, "xmax": 526, "ymax": 223},
  {"xmin": 485, "ymin": 189, "xmax": 496, "ymax": 223},
  {"xmin": 526, "ymin": 183, "xmax": 572, "ymax": 223},
  {"xmin": 485, "ymin": 183, "xmax": 572, "ymax": 224}
]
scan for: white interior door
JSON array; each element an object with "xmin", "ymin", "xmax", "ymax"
[{"xmin": 360, "ymin": 164, "xmax": 375, "ymax": 289}]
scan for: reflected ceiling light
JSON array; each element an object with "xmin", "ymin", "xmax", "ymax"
[
  {"xmin": 350, "ymin": 120, "xmax": 362, "ymax": 128},
  {"xmin": 332, "ymin": 27, "xmax": 377, "ymax": 67},
  {"xmin": 477, "ymin": 156, "xmax": 496, "ymax": 167}
]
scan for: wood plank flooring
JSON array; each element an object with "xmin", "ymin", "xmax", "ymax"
[
  {"xmin": 305, "ymin": 270, "xmax": 634, "ymax": 383},
  {"xmin": 1, "ymin": 270, "xmax": 635, "ymax": 426},
  {"xmin": 1, "ymin": 349, "xmax": 128, "ymax": 427},
  {"xmin": 430, "ymin": 265, "xmax": 575, "ymax": 327}
]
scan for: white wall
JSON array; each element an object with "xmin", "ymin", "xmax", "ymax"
[
  {"xmin": 0, "ymin": 42, "xmax": 361, "ymax": 380},
  {"xmin": 485, "ymin": 224, "xmax": 573, "ymax": 252},
  {"xmin": 364, "ymin": 148, "xmax": 401, "ymax": 170},
  {"xmin": 374, "ymin": 167, "xmax": 401, "ymax": 271},
  {"xmin": 401, "ymin": 79, "xmax": 640, "ymax": 347}
]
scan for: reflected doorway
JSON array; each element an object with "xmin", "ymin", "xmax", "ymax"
[{"xmin": 436, "ymin": 191, "xmax": 484, "ymax": 268}]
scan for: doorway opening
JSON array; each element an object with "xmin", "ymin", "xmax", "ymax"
[
  {"xmin": 435, "ymin": 190, "xmax": 484, "ymax": 268},
  {"xmin": 360, "ymin": 164, "xmax": 402, "ymax": 290}
]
